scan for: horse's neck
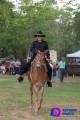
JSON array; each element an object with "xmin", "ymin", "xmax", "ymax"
[{"xmin": 31, "ymin": 60, "xmax": 35, "ymax": 71}]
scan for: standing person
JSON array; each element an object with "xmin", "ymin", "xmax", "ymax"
[
  {"xmin": 49, "ymin": 59, "xmax": 54, "ymax": 80},
  {"xmin": 18, "ymin": 31, "xmax": 52, "ymax": 87},
  {"xmin": 11, "ymin": 58, "xmax": 17, "ymax": 74},
  {"xmin": 15, "ymin": 59, "xmax": 21, "ymax": 75},
  {"xmin": 55, "ymin": 62, "xmax": 60, "ymax": 83},
  {"xmin": 59, "ymin": 57, "xmax": 66, "ymax": 82}
]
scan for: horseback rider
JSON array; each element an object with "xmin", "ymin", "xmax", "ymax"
[{"xmin": 18, "ymin": 31, "xmax": 52, "ymax": 87}]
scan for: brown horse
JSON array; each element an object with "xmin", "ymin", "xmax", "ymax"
[{"xmin": 27, "ymin": 50, "xmax": 48, "ymax": 112}]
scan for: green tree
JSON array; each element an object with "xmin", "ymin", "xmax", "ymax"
[
  {"xmin": 74, "ymin": 11, "xmax": 80, "ymax": 50},
  {"xmin": 0, "ymin": 0, "xmax": 15, "ymax": 57},
  {"xmin": 1, "ymin": 0, "xmax": 80, "ymax": 60}
]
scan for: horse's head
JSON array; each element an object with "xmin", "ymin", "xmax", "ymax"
[
  {"xmin": 31, "ymin": 49, "xmax": 47, "ymax": 71},
  {"xmin": 35, "ymin": 52, "xmax": 45, "ymax": 70}
]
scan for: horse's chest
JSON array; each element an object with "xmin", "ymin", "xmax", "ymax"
[{"xmin": 30, "ymin": 70, "xmax": 46, "ymax": 84}]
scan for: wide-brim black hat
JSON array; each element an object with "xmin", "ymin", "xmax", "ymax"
[{"xmin": 34, "ymin": 31, "xmax": 45, "ymax": 37}]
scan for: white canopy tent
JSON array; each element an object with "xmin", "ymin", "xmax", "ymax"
[{"xmin": 67, "ymin": 50, "xmax": 80, "ymax": 58}]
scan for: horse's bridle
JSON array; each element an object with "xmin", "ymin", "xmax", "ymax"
[{"xmin": 31, "ymin": 54, "xmax": 46, "ymax": 71}]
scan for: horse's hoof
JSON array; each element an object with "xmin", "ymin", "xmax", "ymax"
[
  {"xmin": 38, "ymin": 107, "xmax": 40, "ymax": 111},
  {"xmin": 35, "ymin": 109, "xmax": 38, "ymax": 114}
]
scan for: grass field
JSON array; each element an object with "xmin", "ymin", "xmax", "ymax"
[{"xmin": 0, "ymin": 74, "xmax": 80, "ymax": 120}]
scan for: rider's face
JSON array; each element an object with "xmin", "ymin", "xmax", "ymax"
[{"xmin": 37, "ymin": 35, "xmax": 43, "ymax": 42}]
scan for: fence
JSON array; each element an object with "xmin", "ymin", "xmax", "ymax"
[{"xmin": 67, "ymin": 65, "xmax": 80, "ymax": 76}]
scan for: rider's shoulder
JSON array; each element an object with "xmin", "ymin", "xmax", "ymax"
[
  {"xmin": 43, "ymin": 40, "xmax": 47, "ymax": 43},
  {"xmin": 31, "ymin": 40, "xmax": 37, "ymax": 44},
  {"xmin": 43, "ymin": 40, "xmax": 48, "ymax": 44}
]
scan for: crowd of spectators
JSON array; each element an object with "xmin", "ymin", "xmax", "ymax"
[
  {"xmin": 0, "ymin": 58, "xmax": 26, "ymax": 75},
  {"xmin": 0, "ymin": 57, "xmax": 67, "ymax": 83}
]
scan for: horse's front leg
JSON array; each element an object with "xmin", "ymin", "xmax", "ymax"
[
  {"xmin": 30, "ymin": 82, "xmax": 33, "ymax": 108},
  {"xmin": 38, "ymin": 86, "xmax": 44, "ymax": 110},
  {"xmin": 33, "ymin": 85, "xmax": 39, "ymax": 112}
]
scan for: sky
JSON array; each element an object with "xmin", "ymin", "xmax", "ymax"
[
  {"xmin": 57, "ymin": 0, "xmax": 80, "ymax": 8},
  {"xmin": 9, "ymin": 0, "xmax": 80, "ymax": 9}
]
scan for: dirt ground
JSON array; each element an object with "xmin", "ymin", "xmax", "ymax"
[
  {"xmin": 0, "ymin": 101, "xmax": 80, "ymax": 120},
  {"xmin": 0, "ymin": 75, "xmax": 80, "ymax": 120},
  {"xmin": 0, "ymin": 108, "xmax": 44, "ymax": 120}
]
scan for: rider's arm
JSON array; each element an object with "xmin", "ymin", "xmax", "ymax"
[{"xmin": 45, "ymin": 42, "xmax": 50, "ymax": 59}]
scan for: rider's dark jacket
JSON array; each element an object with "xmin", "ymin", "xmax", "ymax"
[{"xmin": 30, "ymin": 40, "xmax": 50, "ymax": 59}]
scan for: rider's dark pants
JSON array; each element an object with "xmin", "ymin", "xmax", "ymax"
[
  {"xmin": 20, "ymin": 55, "xmax": 52, "ymax": 80},
  {"xmin": 20, "ymin": 55, "xmax": 36, "ymax": 75}
]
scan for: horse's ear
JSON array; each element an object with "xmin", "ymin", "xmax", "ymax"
[{"xmin": 43, "ymin": 50, "xmax": 49, "ymax": 55}]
